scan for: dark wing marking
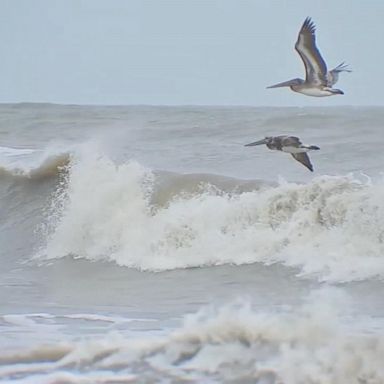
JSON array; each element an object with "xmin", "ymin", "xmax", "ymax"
[
  {"xmin": 280, "ymin": 136, "xmax": 302, "ymax": 147},
  {"xmin": 295, "ymin": 17, "xmax": 327, "ymax": 85},
  {"xmin": 291, "ymin": 153, "xmax": 314, "ymax": 172}
]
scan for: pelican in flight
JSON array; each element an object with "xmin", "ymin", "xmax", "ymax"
[
  {"xmin": 267, "ymin": 17, "xmax": 351, "ymax": 97},
  {"xmin": 245, "ymin": 135, "xmax": 320, "ymax": 172}
]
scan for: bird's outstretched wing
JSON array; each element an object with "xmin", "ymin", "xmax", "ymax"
[
  {"xmin": 295, "ymin": 17, "xmax": 327, "ymax": 85},
  {"xmin": 291, "ymin": 153, "xmax": 314, "ymax": 172}
]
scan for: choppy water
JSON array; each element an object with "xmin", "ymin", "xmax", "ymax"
[{"xmin": 1, "ymin": 103, "xmax": 384, "ymax": 383}]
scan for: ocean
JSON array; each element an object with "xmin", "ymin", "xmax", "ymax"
[{"xmin": 1, "ymin": 103, "xmax": 384, "ymax": 383}]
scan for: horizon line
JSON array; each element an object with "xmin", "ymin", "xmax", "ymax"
[{"xmin": 1, "ymin": 101, "xmax": 384, "ymax": 108}]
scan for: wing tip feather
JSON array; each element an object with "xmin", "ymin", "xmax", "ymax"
[{"xmin": 301, "ymin": 16, "xmax": 316, "ymax": 35}]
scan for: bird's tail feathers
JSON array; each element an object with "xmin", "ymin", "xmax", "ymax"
[
  {"xmin": 301, "ymin": 145, "xmax": 320, "ymax": 151},
  {"xmin": 331, "ymin": 62, "xmax": 352, "ymax": 73}
]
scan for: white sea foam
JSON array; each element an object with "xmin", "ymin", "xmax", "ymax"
[
  {"xmin": 1, "ymin": 291, "xmax": 383, "ymax": 383},
  {"xmin": 38, "ymin": 149, "xmax": 384, "ymax": 282}
]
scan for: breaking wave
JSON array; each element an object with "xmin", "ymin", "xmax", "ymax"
[
  {"xmin": 37, "ymin": 149, "xmax": 384, "ymax": 283},
  {"xmin": 0, "ymin": 146, "xmax": 70, "ymax": 179}
]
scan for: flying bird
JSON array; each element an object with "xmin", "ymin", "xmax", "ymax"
[
  {"xmin": 245, "ymin": 135, "xmax": 320, "ymax": 172},
  {"xmin": 267, "ymin": 17, "xmax": 351, "ymax": 97}
]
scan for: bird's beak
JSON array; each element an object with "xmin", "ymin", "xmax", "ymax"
[
  {"xmin": 267, "ymin": 79, "xmax": 297, "ymax": 88},
  {"xmin": 245, "ymin": 138, "xmax": 267, "ymax": 147}
]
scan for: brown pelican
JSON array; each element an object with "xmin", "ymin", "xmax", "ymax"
[
  {"xmin": 245, "ymin": 135, "xmax": 320, "ymax": 172},
  {"xmin": 267, "ymin": 17, "xmax": 351, "ymax": 97}
]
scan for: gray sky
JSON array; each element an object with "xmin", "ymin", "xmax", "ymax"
[{"xmin": 0, "ymin": 0, "xmax": 383, "ymax": 106}]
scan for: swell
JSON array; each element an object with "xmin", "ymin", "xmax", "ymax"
[
  {"xmin": 152, "ymin": 170, "xmax": 275, "ymax": 207},
  {"xmin": 34, "ymin": 150, "xmax": 384, "ymax": 283}
]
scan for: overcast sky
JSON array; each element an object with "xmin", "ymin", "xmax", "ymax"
[{"xmin": 0, "ymin": 0, "xmax": 383, "ymax": 106}]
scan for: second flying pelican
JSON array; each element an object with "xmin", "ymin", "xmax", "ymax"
[{"xmin": 245, "ymin": 135, "xmax": 320, "ymax": 172}]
